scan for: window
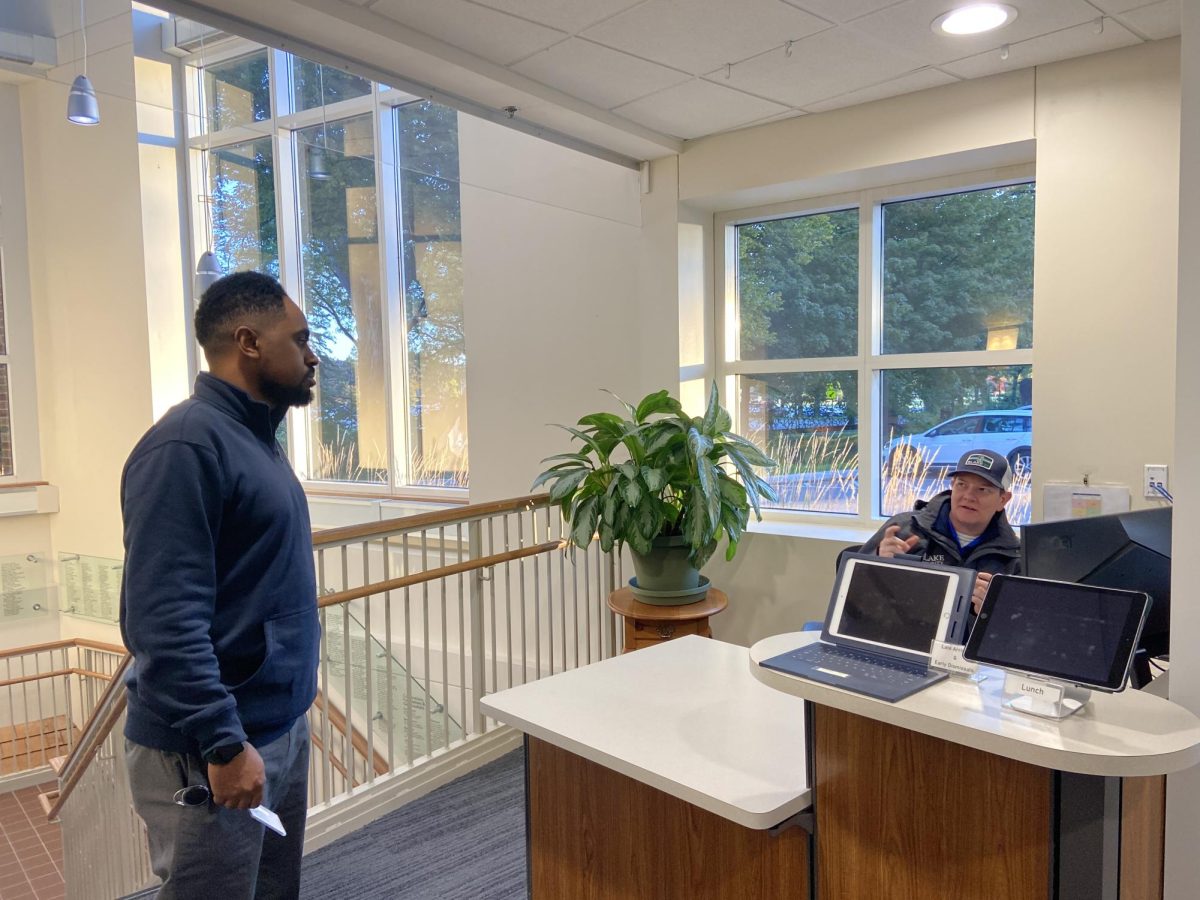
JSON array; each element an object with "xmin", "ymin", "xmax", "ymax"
[
  {"xmin": 720, "ymin": 175, "xmax": 1034, "ymax": 525},
  {"xmin": 188, "ymin": 44, "xmax": 468, "ymax": 495},
  {"xmin": 0, "ymin": 252, "xmax": 12, "ymax": 477}
]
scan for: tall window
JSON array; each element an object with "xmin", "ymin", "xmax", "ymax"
[
  {"xmin": 721, "ymin": 175, "xmax": 1034, "ymax": 524},
  {"xmin": 0, "ymin": 251, "xmax": 12, "ymax": 477},
  {"xmin": 188, "ymin": 42, "xmax": 468, "ymax": 494}
]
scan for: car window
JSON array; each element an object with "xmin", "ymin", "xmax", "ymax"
[
  {"xmin": 982, "ymin": 415, "xmax": 1030, "ymax": 434},
  {"xmin": 929, "ymin": 416, "xmax": 980, "ymax": 437}
]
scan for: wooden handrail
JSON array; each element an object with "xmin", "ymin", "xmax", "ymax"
[
  {"xmin": 313, "ymin": 492, "xmax": 551, "ymax": 546},
  {"xmin": 318, "ymin": 539, "xmax": 565, "ymax": 608},
  {"xmin": 0, "ymin": 668, "xmax": 113, "ymax": 690},
  {"xmin": 0, "ymin": 638, "xmax": 126, "ymax": 662},
  {"xmin": 312, "ymin": 692, "xmax": 389, "ymax": 777}
]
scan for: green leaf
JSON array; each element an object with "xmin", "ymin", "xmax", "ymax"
[
  {"xmin": 717, "ymin": 473, "xmax": 747, "ymax": 507},
  {"xmin": 538, "ymin": 451, "xmax": 591, "ymax": 464},
  {"xmin": 641, "ymin": 467, "xmax": 666, "ymax": 492},
  {"xmin": 552, "ymin": 424, "xmax": 606, "ymax": 458},
  {"xmin": 719, "ymin": 432, "xmax": 777, "ymax": 468},
  {"xmin": 530, "ymin": 462, "xmax": 585, "ymax": 490},
  {"xmin": 635, "ymin": 390, "xmax": 682, "ymax": 422},
  {"xmin": 548, "ymin": 468, "xmax": 588, "ymax": 502},
  {"xmin": 723, "ymin": 447, "xmax": 765, "ymax": 520},
  {"xmin": 696, "ymin": 458, "xmax": 722, "ymax": 530},
  {"xmin": 577, "ymin": 412, "xmax": 626, "ymax": 435},
  {"xmin": 713, "ymin": 406, "xmax": 732, "ymax": 434},
  {"xmin": 602, "ymin": 492, "xmax": 617, "ymax": 526},
  {"xmin": 724, "ymin": 537, "xmax": 739, "ymax": 562},
  {"xmin": 571, "ymin": 496, "xmax": 600, "ymax": 549},
  {"xmin": 628, "ymin": 529, "xmax": 653, "ymax": 555},
  {"xmin": 700, "ymin": 381, "xmax": 721, "ymax": 434},
  {"xmin": 687, "ymin": 427, "xmax": 714, "ymax": 460},
  {"xmin": 621, "ymin": 478, "xmax": 643, "ymax": 508},
  {"xmin": 601, "ymin": 389, "xmax": 637, "ymax": 419},
  {"xmin": 618, "ymin": 460, "xmax": 638, "ymax": 480},
  {"xmin": 644, "ymin": 422, "xmax": 683, "ymax": 456}
]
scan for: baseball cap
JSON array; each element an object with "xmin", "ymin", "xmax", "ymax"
[{"xmin": 950, "ymin": 449, "xmax": 1013, "ymax": 491}]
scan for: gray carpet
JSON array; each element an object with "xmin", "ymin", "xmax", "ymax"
[{"xmin": 300, "ymin": 749, "xmax": 527, "ymax": 899}]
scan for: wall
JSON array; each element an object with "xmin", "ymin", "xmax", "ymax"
[
  {"xmin": 658, "ymin": 39, "xmax": 1181, "ymax": 646},
  {"xmin": 458, "ymin": 113, "xmax": 643, "ymax": 504}
]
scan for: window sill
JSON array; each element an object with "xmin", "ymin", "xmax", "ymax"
[
  {"xmin": 0, "ymin": 482, "xmax": 60, "ymax": 518},
  {"xmin": 747, "ymin": 514, "xmax": 879, "ymax": 545}
]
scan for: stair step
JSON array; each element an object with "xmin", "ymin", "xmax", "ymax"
[{"xmin": 38, "ymin": 789, "xmax": 60, "ymax": 822}]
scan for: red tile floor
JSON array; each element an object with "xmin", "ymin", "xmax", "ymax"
[{"xmin": 0, "ymin": 786, "xmax": 64, "ymax": 900}]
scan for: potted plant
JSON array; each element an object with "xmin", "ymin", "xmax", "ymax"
[{"xmin": 532, "ymin": 383, "xmax": 779, "ymax": 603}]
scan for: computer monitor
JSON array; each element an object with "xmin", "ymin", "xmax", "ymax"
[{"xmin": 1020, "ymin": 507, "xmax": 1171, "ymax": 688}]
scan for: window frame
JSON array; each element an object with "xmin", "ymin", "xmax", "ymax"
[
  {"xmin": 183, "ymin": 43, "xmax": 467, "ymax": 501},
  {"xmin": 715, "ymin": 163, "xmax": 1035, "ymax": 529}
]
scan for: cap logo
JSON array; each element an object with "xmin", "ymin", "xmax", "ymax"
[{"xmin": 963, "ymin": 452, "xmax": 994, "ymax": 469}]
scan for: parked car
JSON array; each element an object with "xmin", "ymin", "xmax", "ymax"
[{"xmin": 883, "ymin": 408, "xmax": 1031, "ymax": 474}]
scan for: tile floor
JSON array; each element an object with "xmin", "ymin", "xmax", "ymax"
[{"xmin": 0, "ymin": 786, "xmax": 64, "ymax": 900}]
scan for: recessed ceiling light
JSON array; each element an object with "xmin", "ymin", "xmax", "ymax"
[{"xmin": 933, "ymin": 3, "xmax": 1018, "ymax": 36}]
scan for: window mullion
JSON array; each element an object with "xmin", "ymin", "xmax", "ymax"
[
  {"xmin": 375, "ymin": 90, "xmax": 407, "ymax": 494},
  {"xmin": 862, "ymin": 202, "xmax": 880, "ymax": 521}
]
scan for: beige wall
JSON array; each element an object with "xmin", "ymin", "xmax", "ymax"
[{"xmin": 656, "ymin": 39, "xmax": 1181, "ymax": 646}]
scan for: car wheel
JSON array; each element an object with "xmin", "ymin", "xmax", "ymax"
[{"xmin": 1008, "ymin": 447, "xmax": 1031, "ymax": 476}]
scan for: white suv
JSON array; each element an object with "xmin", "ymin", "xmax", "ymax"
[{"xmin": 883, "ymin": 407, "xmax": 1031, "ymax": 475}]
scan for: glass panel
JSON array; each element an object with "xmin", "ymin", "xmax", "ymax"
[
  {"xmin": 880, "ymin": 365, "xmax": 1032, "ymax": 524},
  {"xmin": 736, "ymin": 209, "xmax": 858, "ymax": 361},
  {"xmin": 396, "ymin": 101, "xmax": 467, "ymax": 488},
  {"xmin": 289, "ymin": 57, "xmax": 371, "ymax": 112},
  {"xmin": 881, "ymin": 183, "xmax": 1035, "ymax": 355},
  {"xmin": 206, "ymin": 138, "xmax": 278, "ymax": 276},
  {"xmin": 739, "ymin": 372, "xmax": 858, "ymax": 514},
  {"xmin": 296, "ymin": 114, "xmax": 388, "ymax": 485},
  {"xmin": 203, "ymin": 50, "xmax": 270, "ymax": 132},
  {"xmin": 0, "ymin": 365, "xmax": 12, "ymax": 476}
]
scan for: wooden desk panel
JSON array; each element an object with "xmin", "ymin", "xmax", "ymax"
[
  {"xmin": 813, "ymin": 705, "xmax": 1052, "ymax": 900},
  {"xmin": 527, "ymin": 736, "xmax": 810, "ymax": 899}
]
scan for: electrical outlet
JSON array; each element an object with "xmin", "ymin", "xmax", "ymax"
[{"xmin": 1144, "ymin": 465, "xmax": 1168, "ymax": 499}]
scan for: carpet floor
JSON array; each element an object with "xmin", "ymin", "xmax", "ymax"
[{"xmin": 300, "ymin": 749, "xmax": 526, "ymax": 899}]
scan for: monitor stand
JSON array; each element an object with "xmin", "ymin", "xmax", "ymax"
[{"xmin": 1002, "ymin": 672, "xmax": 1091, "ymax": 720}]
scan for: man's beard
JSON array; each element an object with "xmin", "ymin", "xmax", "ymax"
[{"xmin": 261, "ymin": 372, "xmax": 315, "ymax": 409}]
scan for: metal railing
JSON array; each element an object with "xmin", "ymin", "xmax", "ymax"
[
  {"xmin": 43, "ymin": 492, "xmax": 620, "ymax": 897},
  {"xmin": 0, "ymin": 640, "xmax": 126, "ymax": 782}
]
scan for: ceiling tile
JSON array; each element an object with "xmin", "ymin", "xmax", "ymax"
[
  {"xmin": 780, "ymin": 0, "xmax": 908, "ymax": 24},
  {"xmin": 708, "ymin": 25, "xmax": 927, "ymax": 108},
  {"xmin": 468, "ymin": 0, "xmax": 647, "ymax": 34},
  {"xmin": 512, "ymin": 38, "xmax": 691, "ymax": 110},
  {"xmin": 851, "ymin": 0, "xmax": 1104, "ymax": 66},
  {"xmin": 804, "ymin": 66, "xmax": 956, "ymax": 113},
  {"xmin": 1113, "ymin": 0, "xmax": 1181, "ymax": 40},
  {"xmin": 941, "ymin": 17, "xmax": 1141, "ymax": 80},
  {"xmin": 370, "ymin": 0, "xmax": 567, "ymax": 66},
  {"xmin": 581, "ymin": 0, "xmax": 831, "ymax": 75},
  {"xmin": 612, "ymin": 77, "xmax": 792, "ymax": 139}
]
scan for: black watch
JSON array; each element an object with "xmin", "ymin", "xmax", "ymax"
[{"xmin": 204, "ymin": 741, "xmax": 246, "ymax": 766}]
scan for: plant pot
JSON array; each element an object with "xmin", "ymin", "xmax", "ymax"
[{"xmin": 629, "ymin": 534, "xmax": 705, "ymax": 604}]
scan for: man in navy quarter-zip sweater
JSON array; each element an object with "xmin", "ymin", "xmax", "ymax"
[{"xmin": 120, "ymin": 271, "xmax": 320, "ymax": 899}]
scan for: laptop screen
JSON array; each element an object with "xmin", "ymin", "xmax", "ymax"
[{"xmin": 827, "ymin": 558, "xmax": 961, "ymax": 655}]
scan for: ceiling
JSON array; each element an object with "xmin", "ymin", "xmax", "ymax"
[{"xmin": 1, "ymin": 0, "xmax": 1181, "ymax": 163}]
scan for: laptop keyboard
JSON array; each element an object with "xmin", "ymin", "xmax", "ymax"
[{"xmin": 794, "ymin": 642, "xmax": 930, "ymax": 680}]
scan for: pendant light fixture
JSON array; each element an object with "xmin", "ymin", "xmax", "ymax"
[
  {"xmin": 307, "ymin": 64, "xmax": 332, "ymax": 181},
  {"xmin": 66, "ymin": 0, "xmax": 99, "ymax": 125},
  {"xmin": 193, "ymin": 28, "xmax": 222, "ymax": 299}
]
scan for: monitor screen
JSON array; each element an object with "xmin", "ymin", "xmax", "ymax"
[
  {"xmin": 1021, "ymin": 508, "xmax": 1171, "ymax": 667},
  {"xmin": 828, "ymin": 558, "xmax": 960, "ymax": 654},
  {"xmin": 964, "ymin": 574, "xmax": 1149, "ymax": 690}
]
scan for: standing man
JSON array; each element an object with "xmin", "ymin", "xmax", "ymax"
[
  {"xmin": 120, "ymin": 271, "xmax": 320, "ymax": 898},
  {"xmin": 860, "ymin": 448, "xmax": 1021, "ymax": 614}
]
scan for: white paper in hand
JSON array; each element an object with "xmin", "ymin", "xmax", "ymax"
[{"xmin": 249, "ymin": 805, "xmax": 287, "ymax": 836}]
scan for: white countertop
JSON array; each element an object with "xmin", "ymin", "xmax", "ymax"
[
  {"xmin": 751, "ymin": 632, "xmax": 1200, "ymax": 777},
  {"xmin": 481, "ymin": 636, "xmax": 811, "ymax": 829}
]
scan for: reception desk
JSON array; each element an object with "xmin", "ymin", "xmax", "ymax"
[{"xmin": 483, "ymin": 633, "xmax": 1200, "ymax": 899}]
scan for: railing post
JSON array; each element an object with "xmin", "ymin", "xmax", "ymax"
[{"xmin": 468, "ymin": 520, "xmax": 486, "ymax": 735}]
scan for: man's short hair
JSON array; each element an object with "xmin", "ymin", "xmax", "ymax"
[{"xmin": 195, "ymin": 271, "xmax": 287, "ymax": 350}]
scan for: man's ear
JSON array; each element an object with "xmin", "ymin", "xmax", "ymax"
[
  {"xmin": 1000, "ymin": 490, "xmax": 1013, "ymax": 506},
  {"xmin": 233, "ymin": 324, "xmax": 261, "ymax": 359}
]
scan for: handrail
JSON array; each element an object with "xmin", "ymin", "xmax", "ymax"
[
  {"xmin": 312, "ymin": 692, "xmax": 389, "ymax": 777},
  {"xmin": 47, "ymin": 654, "xmax": 132, "ymax": 822},
  {"xmin": 0, "ymin": 638, "xmax": 126, "ymax": 662},
  {"xmin": 312, "ymin": 492, "xmax": 551, "ymax": 546},
  {"xmin": 318, "ymin": 539, "xmax": 565, "ymax": 608},
  {"xmin": 0, "ymin": 668, "xmax": 114, "ymax": 690}
]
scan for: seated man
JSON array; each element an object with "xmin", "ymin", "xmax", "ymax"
[{"xmin": 860, "ymin": 448, "xmax": 1021, "ymax": 614}]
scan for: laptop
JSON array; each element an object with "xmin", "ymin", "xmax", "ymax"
[{"xmin": 760, "ymin": 553, "xmax": 976, "ymax": 702}]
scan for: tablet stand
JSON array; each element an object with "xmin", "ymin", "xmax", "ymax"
[{"xmin": 1002, "ymin": 672, "xmax": 1092, "ymax": 720}]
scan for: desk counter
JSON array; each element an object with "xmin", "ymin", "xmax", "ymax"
[{"xmin": 749, "ymin": 632, "xmax": 1200, "ymax": 777}]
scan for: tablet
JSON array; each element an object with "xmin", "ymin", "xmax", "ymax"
[
  {"xmin": 825, "ymin": 554, "xmax": 975, "ymax": 656},
  {"xmin": 964, "ymin": 574, "xmax": 1150, "ymax": 691}
]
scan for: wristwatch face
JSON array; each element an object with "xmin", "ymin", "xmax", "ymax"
[{"xmin": 206, "ymin": 742, "xmax": 244, "ymax": 765}]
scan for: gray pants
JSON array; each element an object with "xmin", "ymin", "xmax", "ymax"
[{"xmin": 126, "ymin": 717, "xmax": 310, "ymax": 900}]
